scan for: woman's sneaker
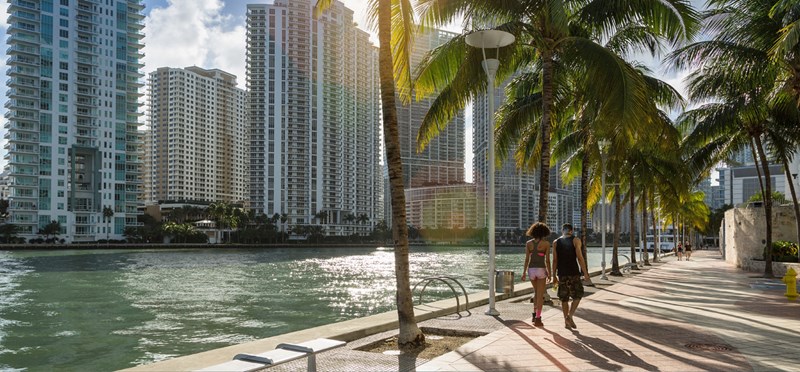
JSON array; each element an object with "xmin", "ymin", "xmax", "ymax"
[{"xmin": 534, "ymin": 317, "xmax": 544, "ymax": 327}]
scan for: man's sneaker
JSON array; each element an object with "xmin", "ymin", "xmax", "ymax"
[
  {"xmin": 534, "ymin": 317, "xmax": 544, "ymax": 327},
  {"xmin": 567, "ymin": 316, "xmax": 577, "ymax": 329}
]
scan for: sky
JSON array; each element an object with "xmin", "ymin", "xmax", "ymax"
[{"xmin": 0, "ymin": 0, "xmax": 699, "ymax": 182}]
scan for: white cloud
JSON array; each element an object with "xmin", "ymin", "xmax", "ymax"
[{"xmin": 143, "ymin": 0, "xmax": 246, "ymax": 87}]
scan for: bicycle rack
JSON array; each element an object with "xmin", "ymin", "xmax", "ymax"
[
  {"xmin": 411, "ymin": 276, "xmax": 471, "ymax": 318},
  {"xmin": 619, "ymin": 255, "xmax": 633, "ymax": 274}
]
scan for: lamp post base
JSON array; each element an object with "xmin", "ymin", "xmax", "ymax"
[{"xmin": 485, "ymin": 308, "xmax": 500, "ymax": 316}]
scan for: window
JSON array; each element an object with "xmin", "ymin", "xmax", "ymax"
[
  {"xmin": 59, "ymin": 62, "xmax": 68, "ymax": 70},
  {"xmin": 59, "ymin": 19, "xmax": 68, "ymax": 27},
  {"xmin": 59, "ymin": 30, "xmax": 69, "ymax": 38}
]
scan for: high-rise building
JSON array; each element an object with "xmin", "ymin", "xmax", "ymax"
[
  {"xmin": 4, "ymin": 0, "xmax": 145, "ymax": 242},
  {"xmin": 399, "ymin": 29, "xmax": 465, "ymax": 188},
  {"xmin": 246, "ymin": 1, "xmax": 382, "ymax": 236},
  {"xmin": 144, "ymin": 67, "xmax": 247, "ymax": 206},
  {"xmin": 473, "ymin": 78, "xmax": 582, "ymax": 234},
  {"xmin": 716, "ymin": 164, "xmax": 787, "ymax": 206}
]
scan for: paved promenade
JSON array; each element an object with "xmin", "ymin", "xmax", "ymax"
[{"xmin": 418, "ymin": 250, "xmax": 800, "ymax": 371}]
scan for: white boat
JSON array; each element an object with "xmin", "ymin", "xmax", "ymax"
[{"xmin": 643, "ymin": 227, "xmax": 676, "ymax": 252}]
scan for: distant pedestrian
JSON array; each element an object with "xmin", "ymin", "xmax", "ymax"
[
  {"xmin": 676, "ymin": 242, "xmax": 684, "ymax": 261},
  {"xmin": 552, "ymin": 223, "xmax": 590, "ymax": 330},
  {"xmin": 685, "ymin": 241, "xmax": 692, "ymax": 260},
  {"xmin": 522, "ymin": 222, "xmax": 551, "ymax": 327}
]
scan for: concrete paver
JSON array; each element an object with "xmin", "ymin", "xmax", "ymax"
[{"xmin": 416, "ymin": 251, "xmax": 799, "ymax": 372}]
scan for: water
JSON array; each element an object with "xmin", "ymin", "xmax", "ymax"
[{"xmin": 0, "ymin": 245, "xmax": 615, "ymax": 371}]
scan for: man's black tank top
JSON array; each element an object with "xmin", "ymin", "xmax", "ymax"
[{"xmin": 555, "ymin": 236, "xmax": 581, "ymax": 276}]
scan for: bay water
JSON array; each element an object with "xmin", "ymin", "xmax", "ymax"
[{"xmin": 0, "ymin": 245, "xmax": 620, "ymax": 370}]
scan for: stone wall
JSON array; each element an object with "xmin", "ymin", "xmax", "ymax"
[{"xmin": 722, "ymin": 205, "xmax": 799, "ymax": 276}]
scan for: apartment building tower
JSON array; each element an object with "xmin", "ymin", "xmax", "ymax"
[
  {"xmin": 473, "ymin": 79, "xmax": 583, "ymax": 234},
  {"xmin": 4, "ymin": 0, "xmax": 145, "ymax": 242},
  {"xmin": 399, "ymin": 29, "xmax": 465, "ymax": 188},
  {"xmin": 246, "ymin": 0, "xmax": 382, "ymax": 236},
  {"xmin": 144, "ymin": 67, "xmax": 247, "ymax": 206}
]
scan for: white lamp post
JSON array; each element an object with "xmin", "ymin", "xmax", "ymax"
[
  {"xmin": 466, "ymin": 29, "xmax": 515, "ymax": 316},
  {"xmin": 599, "ymin": 139, "xmax": 610, "ymax": 280}
]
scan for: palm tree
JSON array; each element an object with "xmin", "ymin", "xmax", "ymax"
[
  {"xmin": 103, "ymin": 205, "xmax": 114, "ymax": 242},
  {"xmin": 667, "ymin": 0, "xmax": 800, "ymax": 276},
  {"xmin": 414, "ymin": 0, "xmax": 698, "ymax": 224},
  {"xmin": 315, "ymin": 0, "xmax": 424, "ymax": 350}
]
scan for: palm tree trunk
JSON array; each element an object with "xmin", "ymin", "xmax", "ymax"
[
  {"xmin": 781, "ymin": 154, "xmax": 800, "ymax": 248},
  {"xmin": 538, "ymin": 52, "xmax": 554, "ymax": 223},
  {"xmin": 580, "ymin": 147, "xmax": 590, "ymax": 264},
  {"xmin": 754, "ymin": 135, "xmax": 774, "ymax": 277},
  {"xmin": 611, "ymin": 185, "xmax": 623, "ymax": 276},
  {"xmin": 673, "ymin": 214, "xmax": 678, "ymax": 256},
  {"xmin": 651, "ymin": 193, "xmax": 659, "ymax": 262},
  {"xmin": 376, "ymin": 0, "xmax": 423, "ymax": 350},
  {"xmin": 751, "ymin": 140, "xmax": 766, "ymax": 199},
  {"xmin": 641, "ymin": 186, "xmax": 650, "ymax": 265},
  {"xmin": 629, "ymin": 176, "xmax": 638, "ymax": 267}
]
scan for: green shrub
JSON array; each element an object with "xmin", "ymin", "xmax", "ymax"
[{"xmin": 764, "ymin": 241, "xmax": 799, "ymax": 262}]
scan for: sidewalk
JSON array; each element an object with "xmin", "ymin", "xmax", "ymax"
[{"xmin": 418, "ymin": 250, "xmax": 800, "ymax": 371}]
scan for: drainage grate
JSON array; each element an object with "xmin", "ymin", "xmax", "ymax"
[{"xmin": 685, "ymin": 343, "xmax": 735, "ymax": 352}]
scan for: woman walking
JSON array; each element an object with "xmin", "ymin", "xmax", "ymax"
[{"xmin": 522, "ymin": 222, "xmax": 551, "ymax": 327}]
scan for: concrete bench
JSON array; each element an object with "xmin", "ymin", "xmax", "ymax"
[{"xmin": 196, "ymin": 338, "xmax": 346, "ymax": 372}]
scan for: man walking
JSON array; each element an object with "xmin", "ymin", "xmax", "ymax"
[{"xmin": 552, "ymin": 223, "xmax": 590, "ymax": 329}]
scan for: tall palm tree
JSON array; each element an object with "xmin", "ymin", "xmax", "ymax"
[
  {"xmin": 102, "ymin": 205, "xmax": 114, "ymax": 241},
  {"xmin": 315, "ymin": 0, "xmax": 424, "ymax": 350},
  {"xmin": 414, "ymin": 0, "xmax": 698, "ymax": 224},
  {"xmin": 668, "ymin": 0, "xmax": 800, "ymax": 276}
]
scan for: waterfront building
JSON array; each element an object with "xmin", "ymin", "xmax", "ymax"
[
  {"xmin": 716, "ymin": 164, "xmax": 787, "ymax": 206},
  {"xmin": 246, "ymin": 0, "xmax": 382, "ymax": 236},
  {"xmin": 144, "ymin": 67, "xmax": 248, "ymax": 206},
  {"xmin": 472, "ymin": 79, "xmax": 583, "ymax": 235},
  {"xmin": 4, "ymin": 0, "xmax": 145, "ymax": 242},
  {"xmin": 399, "ymin": 29, "xmax": 465, "ymax": 188},
  {"xmin": 404, "ymin": 184, "xmax": 481, "ymax": 230}
]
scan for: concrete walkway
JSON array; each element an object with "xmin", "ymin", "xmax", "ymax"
[{"xmin": 418, "ymin": 250, "xmax": 800, "ymax": 371}]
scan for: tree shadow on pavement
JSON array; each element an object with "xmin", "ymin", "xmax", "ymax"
[
  {"xmin": 498, "ymin": 319, "xmax": 572, "ymax": 372},
  {"xmin": 577, "ymin": 307, "xmax": 751, "ymax": 371}
]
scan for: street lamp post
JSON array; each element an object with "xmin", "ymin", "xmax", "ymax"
[
  {"xmin": 599, "ymin": 139, "xmax": 610, "ymax": 280},
  {"xmin": 466, "ymin": 29, "xmax": 515, "ymax": 316}
]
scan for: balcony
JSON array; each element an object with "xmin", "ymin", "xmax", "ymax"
[
  {"xmin": 7, "ymin": 44, "xmax": 39, "ymax": 56},
  {"xmin": 76, "ymin": 14, "xmax": 97, "ymax": 24},
  {"xmin": 5, "ymin": 103, "xmax": 36, "ymax": 116},
  {"xmin": 9, "ymin": 0, "xmax": 39, "ymax": 11},
  {"xmin": 6, "ymin": 88, "xmax": 39, "ymax": 100},
  {"xmin": 9, "ymin": 22, "xmax": 39, "ymax": 35},
  {"xmin": 76, "ymin": 56, "xmax": 97, "ymax": 66},
  {"xmin": 9, "ymin": 132, "xmax": 39, "ymax": 143},
  {"xmin": 7, "ymin": 65, "xmax": 39, "ymax": 78},
  {"xmin": 5, "ymin": 109, "xmax": 37, "ymax": 121},
  {"xmin": 6, "ymin": 120, "xmax": 37, "ymax": 132}
]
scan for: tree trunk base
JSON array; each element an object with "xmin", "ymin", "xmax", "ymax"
[
  {"xmin": 398, "ymin": 333, "xmax": 426, "ymax": 352},
  {"xmin": 610, "ymin": 270, "xmax": 624, "ymax": 276}
]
